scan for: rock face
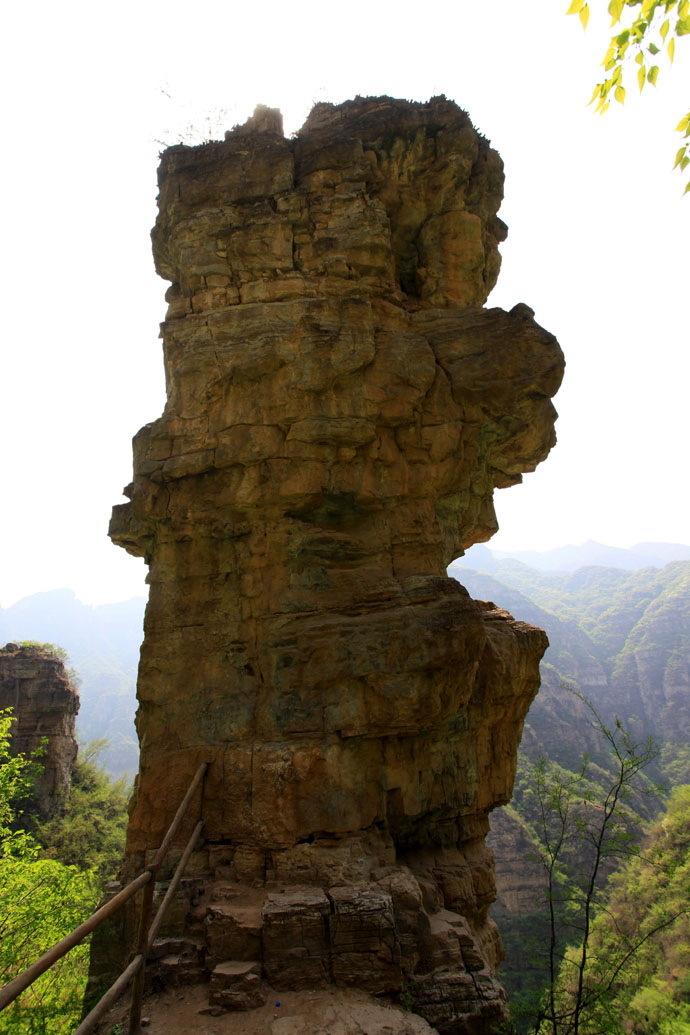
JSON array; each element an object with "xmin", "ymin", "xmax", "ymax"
[
  {"xmin": 109, "ymin": 97, "xmax": 564, "ymax": 1032},
  {"xmin": 0, "ymin": 643, "xmax": 79, "ymax": 819}
]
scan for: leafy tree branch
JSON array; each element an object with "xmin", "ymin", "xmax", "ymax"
[
  {"xmin": 567, "ymin": 0, "xmax": 690, "ymax": 191},
  {"xmin": 524, "ymin": 688, "xmax": 662, "ymax": 1034}
]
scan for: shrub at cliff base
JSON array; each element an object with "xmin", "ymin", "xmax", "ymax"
[
  {"xmin": 0, "ymin": 709, "xmax": 126, "ymax": 1034},
  {"xmin": 0, "ymin": 850, "xmax": 97, "ymax": 1035}
]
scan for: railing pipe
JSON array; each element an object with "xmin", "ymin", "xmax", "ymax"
[
  {"xmin": 146, "ymin": 820, "xmax": 204, "ymax": 950},
  {"xmin": 128, "ymin": 819, "xmax": 204, "ymax": 1034},
  {"xmin": 0, "ymin": 760, "xmax": 209, "ymax": 1023},
  {"xmin": 73, "ymin": 955, "xmax": 144, "ymax": 1035},
  {"xmin": 150, "ymin": 762, "xmax": 207, "ymax": 870},
  {"xmin": 76, "ymin": 818, "xmax": 205, "ymax": 1035},
  {"xmin": 125, "ymin": 762, "xmax": 207, "ymax": 1035}
]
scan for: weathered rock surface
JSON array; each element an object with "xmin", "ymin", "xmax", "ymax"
[
  {"xmin": 488, "ymin": 809, "xmax": 545, "ymax": 921},
  {"xmin": 0, "ymin": 642, "xmax": 79, "ymax": 818},
  {"xmin": 107, "ymin": 96, "xmax": 564, "ymax": 1032}
]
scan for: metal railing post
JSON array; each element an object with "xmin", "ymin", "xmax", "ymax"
[
  {"xmin": 75, "ymin": 819, "xmax": 204, "ymax": 1035},
  {"xmin": 127, "ymin": 880, "xmax": 156, "ymax": 1035},
  {"xmin": 127, "ymin": 762, "xmax": 207, "ymax": 1034}
]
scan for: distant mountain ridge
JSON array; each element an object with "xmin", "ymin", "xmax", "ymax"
[
  {"xmin": 456, "ymin": 539, "xmax": 690, "ymax": 573},
  {"xmin": 448, "ymin": 556, "xmax": 690, "ymax": 759}
]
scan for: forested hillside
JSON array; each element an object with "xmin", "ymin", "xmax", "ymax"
[
  {"xmin": 448, "ymin": 556, "xmax": 690, "ymax": 1029},
  {"xmin": 450, "ymin": 557, "xmax": 690, "ymax": 779},
  {"xmin": 580, "ymin": 784, "xmax": 690, "ymax": 1033}
]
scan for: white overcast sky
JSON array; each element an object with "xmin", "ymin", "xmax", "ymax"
[{"xmin": 1, "ymin": 0, "xmax": 688, "ymax": 608}]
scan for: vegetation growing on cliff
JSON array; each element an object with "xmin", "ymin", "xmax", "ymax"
[
  {"xmin": 38, "ymin": 738, "xmax": 128, "ymax": 881},
  {"xmin": 589, "ymin": 784, "xmax": 690, "ymax": 1033},
  {"xmin": 504, "ymin": 693, "xmax": 659, "ymax": 1031},
  {"xmin": 0, "ymin": 709, "xmax": 127, "ymax": 1033},
  {"xmin": 535, "ymin": 782, "xmax": 690, "ymax": 1034}
]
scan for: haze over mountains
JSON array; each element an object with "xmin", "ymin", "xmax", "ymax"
[
  {"xmin": 457, "ymin": 539, "xmax": 690, "ymax": 573},
  {"xmin": 0, "ymin": 590, "xmax": 145, "ymax": 776}
]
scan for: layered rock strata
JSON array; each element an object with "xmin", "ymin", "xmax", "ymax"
[
  {"xmin": 109, "ymin": 97, "xmax": 564, "ymax": 1032},
  {"xmin": 0, "ymin": 642, "xmax": 79, "ymax": 818}
]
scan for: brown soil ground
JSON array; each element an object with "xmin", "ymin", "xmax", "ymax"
[{"xmin": 96, "ymin": 982, "xmax": 438, "ymax": 1034}]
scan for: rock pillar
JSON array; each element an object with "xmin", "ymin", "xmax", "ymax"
[
  {"xmin": 0, "ymin": 643, "xmax": 79, "ymax": 819},
  {"xmin": 110, "ymin": 97, "xmax": 564, "ymax": 1032}
]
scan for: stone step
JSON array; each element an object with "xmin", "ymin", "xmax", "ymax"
[
  {"xmin": 204, "ymin": 883, "xmax": 267, "ymax": 969},
  {"xmin": 146, "ymin": 939, "xmax": 206, "ymax": 989},
  {"xmin": 209, "ymin": 959, "xmax": 266, "ymax": 1011}
]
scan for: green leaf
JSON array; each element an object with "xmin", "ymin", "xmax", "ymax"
[
  {"xmin": 660, "ymin": 17, "xmax": 670, "ymax": 40},
  {"xmin": 674, "ymin": 146, "xmax": 687, "ymax": 168},
  {"xmin": 668, "ymin": 36, "xmax": 676, "ymax": 60},
  {"xmin": 676, "ymin": 16, "xmax": 690, "ymax": 34},
  {"xmin": 676, "ymin": 114, "xmax": 690, "ymax": 132},
  {"xmin": 615, "ymin": 29, "xmax": 631, "ymax": 45},
  {"xmin": 684, "ymin": 180, "xmax": 690, "ymax": 194},
  {"xmin": 681, "ymin": 155, "xmax": 690, "ymax": 170},
  {"xmin": 638, "ymin": 64, "xmax": 647, "ymax": 90},
  {"xmin": 635, "ymin": 51, "xmax": 645, "ymax": 64},
  {"xmin": 647, "ymin": 64, "xmax": 660, "ymax": 84},
  {"xmin": 648, "ymin": 42, "xmax": 660, "ymax": 54},
  {"xmin": 615, "ymin": 84, "xmax": 627, "ymax": 103},
  {"xmin": 580, "ymin": 3, "xmax": 590, "ymax": 28}
]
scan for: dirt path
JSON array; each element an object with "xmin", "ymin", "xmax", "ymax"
[{"xmin": 98, "ymin": 983, "xmax": 438, "ymax": 1034}]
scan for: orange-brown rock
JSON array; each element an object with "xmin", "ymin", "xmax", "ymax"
[
  {"xmin": 109, "ymin": 97, "xmax": 564, "ymax": 1032},
  {"xmin": 0, "ymin": 642, "xmax": 79, "ymax": 819}
]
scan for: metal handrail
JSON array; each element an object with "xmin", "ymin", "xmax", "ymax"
[
  {"xmin": 76, "ymin": 818, "xmax": 205, "ymax": 1035},
  {"xmin": 0, "ymin": 761, "xmax": 208, "ymax": 1034}
]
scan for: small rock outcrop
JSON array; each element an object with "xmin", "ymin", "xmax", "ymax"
[
  {"xmin": 0, "ymin": 642, "xmax": 79, "ymax": 819},
  {"xmin": 108, "ymin": 97, "xmax": 564, "ymax": 1032}
]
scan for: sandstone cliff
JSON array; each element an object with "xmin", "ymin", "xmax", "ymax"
[
  {"xmin": 108, "ymin": 97, "xmax": 564, "ymax": 1033},
  {"xmin": 0, "ymin": 642, "xmax": 79, "ymax": 819}
]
